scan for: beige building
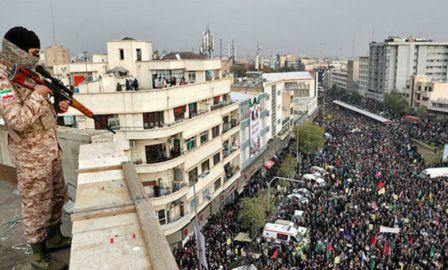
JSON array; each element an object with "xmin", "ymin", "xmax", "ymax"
[
  {"xmin": 402, "ymin": 75, "xmax": 448, "ymax": 116},
  {"xmin": 347, "ymin": 60, "xmax": 359, "ymax": 91},
  {"xmin": 60, "ymin": 39, "xmax": 240, "ymax": 248},
  {"xmin": 44, "ymin": 45, "xmax": 69, "ymax": 66}
]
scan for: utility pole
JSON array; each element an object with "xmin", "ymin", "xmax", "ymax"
[
  {"xmin": 192, "ymin": 172, "xmax": 208, "ymax": 270},
  {"xmin": 83, "ymin": 51, "xmax": 89, "ymax": 93}
]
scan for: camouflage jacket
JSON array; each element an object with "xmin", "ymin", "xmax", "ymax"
[{"xmin": 0, "ymin": 39, "xmax": 56, "ymax": 138}]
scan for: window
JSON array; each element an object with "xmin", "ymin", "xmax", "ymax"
[
  {"xmin": 200, "ymin": 131, "xmax": 208, "ymax": 144},
  {"xmin": 145, "ymin": 144, "xmax": 167, "ymax": 163},
  {"xmin": 214, "ymin": 69, "xmax": 220, "ymax": 80},
  {"xmin": 95, "ymin": 114, "xmax": 119, "ymax": 130},
  {"xmin": 143, "ymin": 111, "xmax": 164, "ymax": 129},
  {"xmin": 212, "ymin": 125, "xmax": 220, "ymax": 138},
  {"xmin": 205, "ymin": 70, "xmax": 213, "ymax": 81},
  {"xmin": 136, "ymin": 48, "xmax": 142, "ymax": 61},
  {"xmin": 213, "ymin": 153, "xmax": 220, "ymax": 165},
  {"xmin": 214, "ymin": 178, "xmax": 221, "ymax": 191},
  {"xmin": 188, "ymin": 167, "xmax": 198, "ymax": 186},
  {"xmin": 174, "ymin": 105, "xmax": 186, "ymax": 121},
  {"xmin": 189, "ymin": 102, "xmax": 198, "ymax": 118},
  {"xmin": 202, "ymin": 188, "xmax": 210, "ymax": 200},
  {"xmin": 119, "ymin": 49, "xmax": 124, "ymax": 60},
  {"xmin": 201, "ymin": 160, "xmax": 210, "ymax": 173},
  {"xmin": 188, "ymin": 71, "xmax": 196, "ymax": 83},
  {"xmin": 157, "ymin": 210, "xmax": 167, "ymax": 225},
  {"xmin": 186, "ymin": 137, "xmax": 196, "ymax": 151}
]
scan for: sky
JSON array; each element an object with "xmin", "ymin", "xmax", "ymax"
[{"xmin": 1, "ymin": 0, "xmax": 448, "ymax": 59}]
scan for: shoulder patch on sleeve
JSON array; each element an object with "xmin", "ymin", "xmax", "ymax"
[{"xmin": 0, "ymin": 89, "xmax": 14, "ymax": 105}]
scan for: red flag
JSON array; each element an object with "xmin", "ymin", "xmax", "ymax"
[
  {"xmin": 370, "ymin": 234, "xmax": 377, "ymax": 246},
  {"xmin": 271, "ymin": 248, "xmax": 279, "ymax": 260},
  {"xmin": 377, "ymin": 181, "xmax": 384, "ymax": 189},
  {"xmin": 327, "ymin": 244, "xmax": 334, "ymax": 252},
  {"xmin": 382, "ymin": 240, "xmax": 391, "ymax": 256}
]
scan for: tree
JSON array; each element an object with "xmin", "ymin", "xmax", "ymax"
[
  {"xmin": 384, "ymin": 92, "xmax": 410, "ymax": 115},
  {"xmin": 294, "ymin": 121, "xmax": 325, "ymax": 155},
  {"xmin": 351, "ymin": 90, "xmax": 362, "ymax": 104},
  {"xmin": 239, "ymin": 192, "xmax": 274, "ymax": 233},
  {"xmin": 279, "ymin": 154, "xmax": 297, "ymax": 178},
  {"xmin": 415, "ymin": 106, "xmax": 428, "ymax": 119}
]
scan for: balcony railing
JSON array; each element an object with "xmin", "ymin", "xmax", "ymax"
[
  {"xmin": 152, "ymin": 182, "xmax": 187, "ymax": 198},
  {"xmin": 146, "ymin": 149, "xmax": 182, "ymax": 164},
  {"xmin": 223, "ymin": 120, "xmax": 239, "ymax": 133},
  {"xmin": 223, "ymin": 144, "xmax": 239, "ymax": 158}
]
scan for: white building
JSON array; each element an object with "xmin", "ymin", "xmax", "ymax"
[
  {"xmin": 263, "ymin": 72, "xmax": 318, "ymax": 128},
  {"xmin": 368, "ymin": 36, "xmax": 448, "ymax": 101},
  {"xmin": 59, "ymin": 39, "xmax": 240, "ymax": 248},
  {"xmin": 358, "ymin": 56, "xmax": 369, "ymax": 96},
  {"xmin": 327, "ymin": 69, "xmax": 348, "ymax": 91}
]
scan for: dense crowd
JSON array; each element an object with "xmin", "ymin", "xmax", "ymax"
[{"xmin": 174, "ymin": 93, "xmax": 448, "ymax": 269}]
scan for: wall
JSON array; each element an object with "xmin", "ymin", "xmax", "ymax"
[{"xmin": 107, "ymin": 40, "xmax": 153, "ymax": 78}]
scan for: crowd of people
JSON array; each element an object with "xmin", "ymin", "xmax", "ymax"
[
  {"xmin": 154, "ymin": 75, "xmax": 188, "ymax": 89},
  {"xmin": 173, "ymin": 92, "xmax": 448, "ymax": 269}
]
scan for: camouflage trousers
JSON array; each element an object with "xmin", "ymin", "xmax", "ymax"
[{"xmin": 8, "ymin": 129, "xmax": 67, "ymax": 244}]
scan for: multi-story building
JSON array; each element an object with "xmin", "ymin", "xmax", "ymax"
[
  {"xmin": 59, "ymin": 38, "xmax": 240, "ymax": 248},
  {"xmin": 327, "ymin": 69, "xmax": 348, "ymax": 91},
  {"xmin": 368, "ymin": 36, "xmax": 448, "ymax": 101},
  {"xmin": 263, "ymin": 72, "xmax": 318, "ymax": 128},
  {"xmin": 347, "ymin": 60, "xmax": 359, "ymax": 91},
  {"xmin": 401, "ymin": 75, "xmax": 448, "ymax": 117},
  {"xmin": 44, "ymin": 45, "xmax": 69, "ymax": 66},
  {"xmin": 358, "ymin": 56, "xmax": 369, "ymax": 96},
  {"xmin": 230, "ymin": 91, "xmax": 270, "ymax": 178}
]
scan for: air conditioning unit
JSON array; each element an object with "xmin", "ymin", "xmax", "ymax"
[{"xmin": 129, "ymin": 140, "xmax": 136, "ymax": 149}]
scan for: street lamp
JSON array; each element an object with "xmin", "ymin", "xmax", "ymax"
[{"xmin": 192, "ymin": 171, "xmax": 209, "ymax": 270}]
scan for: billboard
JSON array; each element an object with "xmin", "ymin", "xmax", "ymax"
[{"xmin": 249, "ymin": 97, "xmax": 261, "ymax": 157}]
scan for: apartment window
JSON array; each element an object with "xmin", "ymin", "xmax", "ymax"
[
  {"xmin": 186, "ymin": 137, "xmax": 196, "ymax": 151},
  {"xmin": 205, "ymin": 70, "xmax": 213, "ymax": 81},
  {"xmin": 136, "ymin": 48, "xmax": 142, "ymax": 61},
  {"xmin": 214, "ymin": 178, "xmax": 221, "ymax": 191},
  {"xmin": 212, "ymin": 125, "xmax": 220, "ymax": 138},
  {"xmin": 188, "ymin": 167, "xmax": 198, "ymax": 186},
  {"xmin": 119, "ymin": 49, "xmax": 124, "ymax": 60},
  {"xmin": 200, "ymin": 131, "xmax": 208, "ymax": 144},
  {"xmin": 188, "ymin": 71, "xmax": 196, "ymax": 83},
  {"xmin": 143, "ymin": 111, "xmax": 164, "ymax": 129},
  {"xmin": 157, "ymin": 209, "xmax": 167, "ymax": 225},
  {"xmin": 188, "ymin": 102, "xmax": 198, "ymax": 118},
  {"xmin": 145, "ymin": 144, "xmax": 167, "ymax": 163},
  {"xmin": 201, "ymin": 160, "xmax": 210, "ymax": 173},
  {"xmin": 174, "ymin": 105, "xmax": 186, "ymax": 121},
  {"xmin": 202, "ymin": 188, "xmax": 210, "ymax": 200},
  {"xmin": 95, "ymin": 114, "xmax": 119, "ymax": 130},
  {"xmin": 213, "ymin": 153, "xmax": 220, "ymax": 165},
  {"xmin": 214, "ymin": 69, "xmax": 220, "ymax": 80}
]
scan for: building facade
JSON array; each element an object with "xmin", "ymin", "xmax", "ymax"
[
  {"xmin": 358, "ymin": 56, "xmax": 369, "ymax": 96},
  {"xmin": 368, "ymin": 36, "xmax": 448, "ymax": 101},
  {"xmin": 59, "ymin": 39, "xmax": 240, "ymax": 248},
  {"xmin": 327, "ymin": 69, "xmax": 348, "ymax": 91},
  {"xmin": 401, "ymin": 75, "xmax": 448, "ymax": 118},
  {"xmin": 347, "ymin": 60, "xmax": 359, "ymax": 91},
  {"xmin": 44, "ymin": 45, "xmax": 69, "ymax": 66}
]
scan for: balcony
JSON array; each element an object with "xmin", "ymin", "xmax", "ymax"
[
  {"xmin": 150, "ymin": 183, "xmax": 188, "ymax": 207},
  {"xmin": 118, "ymin": 102, "xmax": 238, "ymax": 140}
]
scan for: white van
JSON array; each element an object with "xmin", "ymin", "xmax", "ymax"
[
  {"xmin": 275, "ymin": 219, "xmax": 296, "ymax": 227},
  {"xmin": 310, "ymin": 166, "xmax": 326, "ymax": 175},
  {"xmin": 262, "ymin": 223, "xmax": 308, "ymax": 244},
  {"xmin": 420, "ymin": 167, "xmax": 448, "ymax": 179},
  {"xmin": 302, "ymin": 174, "xmax": 317, "ymax": 181}
]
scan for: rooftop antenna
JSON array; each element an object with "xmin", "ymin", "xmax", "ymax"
[{"xmin": 50, "ymin": 1, "xmax": 57, "ymax": 45}]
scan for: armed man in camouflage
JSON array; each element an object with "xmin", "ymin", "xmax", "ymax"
[{"xmin": 0, "ymin": 27, "xmax": 71, "ymax": 270}]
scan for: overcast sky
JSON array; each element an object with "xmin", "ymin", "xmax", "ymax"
[{"xmin": 1, "ymin": 0, "xmax": 447, "ymax": 58}]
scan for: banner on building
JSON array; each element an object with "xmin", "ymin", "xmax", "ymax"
[
  {"xmin": 249, "ymin": 97, "xmax": 261, "ymax": 157},
  {"xmin": 443, "ymin": 144, "xmax": 448, "ymax": 162}
]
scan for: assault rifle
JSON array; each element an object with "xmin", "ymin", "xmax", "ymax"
[{"xmin": 8, "ymin": 64, "xmax": 116, "ymax": 134}]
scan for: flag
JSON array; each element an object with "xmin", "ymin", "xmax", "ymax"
[
  {"xmin": 370, "ymin": 234, "xmax": 377, "ymax": 245},
  {"xmin": 377, "ymin": 181, "xmax": 384, "ymax": 189},
  {"xmin": 195, "ymin": 227, "xmax": 208, "ymax": 269},
  {"xmin": 378, "ymin": 187, "xmax": 386, "ymax": 195},
  {"xmin": 382, "ymin": 240, "xmax": 391, "ymax": 256},
  {"xmin": 418, "ymin": 191, "xmax": 423, "ymax": 199},
  {"xmin": 271, "ymin": 247, "xmax": 279, "ymax": 260}
]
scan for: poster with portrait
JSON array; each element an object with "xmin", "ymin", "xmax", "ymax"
[{"xmin": 249, "ymin": 97, "xmax": 261, "ymax": 157}]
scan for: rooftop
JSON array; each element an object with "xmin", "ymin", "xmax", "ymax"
[
  {"xmin": 262, "ymin": 71, "xmax": 313, "ymax": 82},
  {"xmin": 159, "ymin": 52, "xmax": 207, "ymax": 61}
]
